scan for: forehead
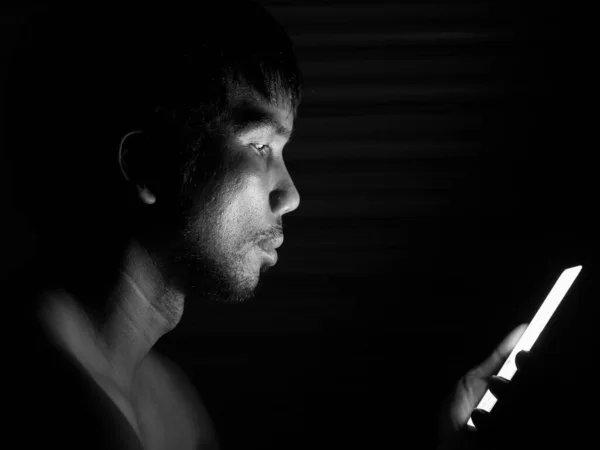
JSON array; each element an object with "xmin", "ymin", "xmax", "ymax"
[{"xmin": 227, "ymin": 85, "xmax": 295, "ymax": 130}]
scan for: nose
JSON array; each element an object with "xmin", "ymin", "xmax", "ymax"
[{"xmin": 270, "ymin": 160, "xmax": 300, "ymax": 216}]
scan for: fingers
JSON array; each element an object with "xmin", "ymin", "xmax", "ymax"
[
  {"xmin": 470, "ymin": 408, "xmax": 491, "ymax": 433},
  {"xmin": 484, "ymin": 351, "xmax": 530, "ymax": 413},
  {"xmin": 475, "ymin": 323, "xmax": 528, "ymax": 379},
  {"xmin": 457, "ymin": 324, "xmax": 529, "ymax": 426},
  {"xmin": 487, "ymin": 375, "xmax": 509, "ymax": 399},
  {"xmin": 515, "ymin": 350, "xmax": 531, "ymax": 371},
  {"xmin": 487, "ymin": 351, "xmax": 531, "ymax": 402}
]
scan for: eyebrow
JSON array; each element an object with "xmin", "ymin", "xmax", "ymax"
[{"xmin": 230, "ymin": 105, "xmax": 294, "ymax": 142}]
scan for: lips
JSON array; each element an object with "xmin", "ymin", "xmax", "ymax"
[
  {"xmin": 272, "ymin": 235, "xmax": 284, "ymax": 249},
  {"xmin": 258, "ymin": 233, "xmax": 283, "ymax": 250},
  {"xmin": 257, "ymin": 234, "xmax": 283, "ymax": 265}
]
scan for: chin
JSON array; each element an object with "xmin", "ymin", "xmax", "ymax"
[
  {"xmin": 172, "ymin": 244, "xmax": 267, "ymax": 305},
  {"xmin": 187, "ymin": 266, "xmax": 260, "ymax": 305}
]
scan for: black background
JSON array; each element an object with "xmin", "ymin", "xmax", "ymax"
[{"xmin": 1, "ymin": 1, "xmax": 597, "ymax": 449}]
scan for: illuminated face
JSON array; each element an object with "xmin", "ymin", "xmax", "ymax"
[{"xmin": 168, "ymin": 88, "xmax": 300, "ymax": 304}]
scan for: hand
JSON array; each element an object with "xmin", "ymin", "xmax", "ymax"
[
  {"xmin": 470, "ymin": 350, "xmax": 532, "ymax": 435},
  {"xmin": 436, "ymin": 324, "xmax": 529, "ymax": 450}
]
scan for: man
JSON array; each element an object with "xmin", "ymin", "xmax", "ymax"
[{"xmin": 3, "ymin": 2, "xmax": 526, "ymax": 449}]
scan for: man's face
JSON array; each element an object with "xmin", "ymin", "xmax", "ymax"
[{"xmin": 167, "ymin": 88, "xmax": 300, "ymax": 304}]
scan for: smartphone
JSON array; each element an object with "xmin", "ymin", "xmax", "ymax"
[{"xmin": 466, "ymin": 264, "xmax": 583, "ymax": 429}]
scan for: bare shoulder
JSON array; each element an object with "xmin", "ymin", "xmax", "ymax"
[{"xmin": 139, "ymin": 350, "xmax": 220, "ymax": 450}]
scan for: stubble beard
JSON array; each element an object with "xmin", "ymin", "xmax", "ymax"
[
  {"xmin": 165, "ymin": 138, "xmax": 266, "ymax": 306},
  {"xmin": 168, "ymin": 202, "xmax": 261, "ymax": 306},
  {"xmin": 173, "ymin": 238, "xmax": 259, "ymax": 306}
]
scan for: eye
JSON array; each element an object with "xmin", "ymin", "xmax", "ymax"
[{"xmin": 250, "ymin": 143, "xmax": 271, "ymax": 155}]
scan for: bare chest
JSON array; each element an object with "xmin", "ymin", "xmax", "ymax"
[
  {"xmin": 94, "ymin": 356, "xmax": 216, "ymax": 450},
  {"xmin": 133, "ymin": 372, "xmax": 198, "ymax": 450},
  {"xmin": 131, "ymin": 355, "xmax": 218, "ymax": 450}
]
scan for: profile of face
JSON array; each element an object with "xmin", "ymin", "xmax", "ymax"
[{"xmin": 161, "ymin": 87, "xmax": 300, "ymax": 304}]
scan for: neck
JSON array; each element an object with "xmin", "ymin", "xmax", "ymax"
[{"xmin": 37, "ymin": 240, "xmax": 185, "ymax": 400}]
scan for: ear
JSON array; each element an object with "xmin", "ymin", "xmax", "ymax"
[{"xmin": 118, "ymin": 130, "xmax": 156, "ymax": 205}]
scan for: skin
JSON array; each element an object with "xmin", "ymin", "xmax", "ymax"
[
  {"xmin": 437, "ymin": 324, "xmax": 528, "ymax": 449},
  {"xmin": 36, "ymin": 84, "xmax": 299, "ymax": 449},
  {"xmin": 29, "ymin": 68, "xmax": 528, "ymax": 450}
]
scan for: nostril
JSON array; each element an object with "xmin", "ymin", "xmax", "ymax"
[{"xmin": 269, "ymin": 189, "xmax": 283, "ymax": 211}]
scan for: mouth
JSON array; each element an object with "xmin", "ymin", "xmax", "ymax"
[
  {"xmin": 260, "ymin": 246, "xmax": 278, "ymax": 265},
  {"xmin": 272, "ymin": 235, "xmax": 284, "ymax": 249},
  {"xmin": 257, "ymin": 235, "xmax": 283, "ymax": 266}
]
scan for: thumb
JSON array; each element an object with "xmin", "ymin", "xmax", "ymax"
[{"xmin": 474, "ymin": 323, "xmax": 528, "ymax": 379}]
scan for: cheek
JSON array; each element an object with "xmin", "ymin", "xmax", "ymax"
[{"xmin": 217, "ymin": 173, "xmax": 269, "ymax": 247}]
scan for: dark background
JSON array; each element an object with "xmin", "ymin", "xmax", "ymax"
[{"xmin": 1, "ymin": 1, "xmax": 597, "ymax": 449}]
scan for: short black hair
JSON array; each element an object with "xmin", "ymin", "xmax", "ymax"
[{"xmin": 2, "ymin": 0, "xmax": 302, "ymax": 290}]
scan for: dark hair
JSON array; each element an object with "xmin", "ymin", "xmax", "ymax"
[{"xmin": 2, "ymin": 1, "xmax": 302, "ymax": 290}]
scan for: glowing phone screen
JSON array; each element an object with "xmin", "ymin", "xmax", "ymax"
[{"xmin": 467, "ymin": 265, "xmax": 582, "ymax": 429}]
